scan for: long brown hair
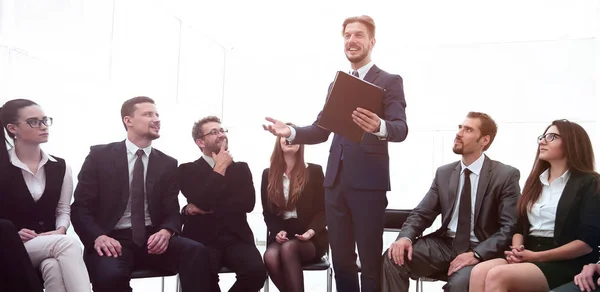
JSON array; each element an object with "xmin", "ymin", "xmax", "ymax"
[
  {"xmin": 267, "ymin": 134, "xmax": 308, "ymax": 215},
  {"xmin": 518, "ymin": 119, "xmax": 600, "ymax": 217}
]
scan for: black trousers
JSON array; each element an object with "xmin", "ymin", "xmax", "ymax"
[
  {"xmin": 85, "ymin": 227, "xmax": 211, "ymax": 292},
  {"xmin": 206, "ymin": 230, "xmax": 267, "ymax": 292},
  {"xmin": 326, "ymin": 162, "xmax": 388, "ymax": 292},
  {"xmin": 382, "ymin": 235, "xmax": 476, "ymax": 292},
  {"xmin": 0, "ymin": 219, "xmax": 44, "ymax": 292}
]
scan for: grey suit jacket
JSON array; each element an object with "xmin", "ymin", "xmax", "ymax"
[{"xmin": 397, "ymin": 156, "xmax": 521, "ymax": 260}]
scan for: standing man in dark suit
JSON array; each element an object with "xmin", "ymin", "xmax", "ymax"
[
  {"xmin": 381, "ymin": 112, "xmax": 521, "ymax": 292},
  {"xmin": 71, "ymin": 96, "xmax": 211, "ymax": 292},
  {"xmin": 263, "ymin": 15, "xmax": 408, "ymax": 292},
  {"xmin": 179, "ymin": 116, "xmax": 266, "ymax": 292}
]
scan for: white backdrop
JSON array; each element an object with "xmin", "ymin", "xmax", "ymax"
[{"xmin": 1, "ymin": 0, "xmax": 598, "ymax": 291}]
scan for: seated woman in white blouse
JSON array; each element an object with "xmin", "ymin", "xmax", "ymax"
[
  {"xmin": 468, "ymin": 119, "xmax": 600, "ymax": 292},
  {"xmin": 0, "ymin": 99, "xmax": 90, "ymax": 292}
]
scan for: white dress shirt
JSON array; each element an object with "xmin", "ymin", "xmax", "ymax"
[
  {"xmin": 446, "ymin": 153, "xmax": 486, "ymax": 243},
  {"xmin": 202, "ymin": 154, "xmax": 215, "ymax": 168},
  {"xmin": 114, "ymin": 139, "xmax": 153, "ymax": 230},
  {"xmin": 8, "ymin": 148, "xmax": 72, "ymax": 230},
  {"xmin": 287, "ymin": 60, "xmax": 387, "ymax": 141},
  {"xmin": 527, "ymin": 169, "xmax": 570, "ymax": 237},
  {"xmin": 281, "ymin": 163, "xmax": 309, "ymax": 220}
]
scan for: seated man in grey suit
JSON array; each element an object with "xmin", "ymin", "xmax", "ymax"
[
  {"xmin": 553, "ymin": 263, "xmax": 600, "ymax": 292},
  {"xmin": 381, "ymin": 112, "xmax": 521, "ymax": 292}
]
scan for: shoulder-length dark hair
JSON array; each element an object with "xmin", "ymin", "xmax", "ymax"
[{"xmin": 518, "ymin": 119, "xmax": 600, "ymax": 217}]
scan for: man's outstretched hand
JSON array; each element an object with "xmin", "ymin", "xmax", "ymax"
[{"xmin": 263, "ymin": 117, "xmax": 291, "ymax": 138}]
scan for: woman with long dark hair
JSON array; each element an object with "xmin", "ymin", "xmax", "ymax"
[
  {"xmin": 469, "ymin": 119, "xmax": 600, "ymax": 292},
  {"xmin": 0, "ymin": 99, "xmax": 90, "ymax": 292},
  {"xmin": 261, "ymin": 134, "xmax": 328, "ymax": 292}
]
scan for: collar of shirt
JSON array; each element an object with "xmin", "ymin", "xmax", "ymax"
[
  {"xmin": 125, "ymin": 139, "xmax": 152, "ymax": 157},
  {"xmin": 349, "ymin": 60, "xmax": 375, "ymax": 80},
  {"xmin": 8, "ymin": 147, "xmax": 56, "ymax": 174},
  {"xmin": 460, "ymin": 153, "xmax": 485, "ymax": 176},
  {"xmin": 202, "ymin": 154, "xmax": 216, "ymax": 168},
  {"xmin": 539, "ymin": 168, "xmax": 571, "ymax": 186}
]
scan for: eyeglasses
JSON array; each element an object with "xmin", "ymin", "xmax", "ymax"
[
  {"xmin": 538, "ymin": 133, "xmax": 560, "ymax": 143},
  {"xmin": 15, "ymin": 117, "xmax": 53, "ymax": 128},
  {"xmin": 200, "ymin": 128, "xmax": 228, "ymax": 138}
]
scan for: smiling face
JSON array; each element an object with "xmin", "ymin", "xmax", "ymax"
[
  {"xmin": 123, "ymin": 102, "xmax": 161, "ymax": 140},
  {"xmin": 196, "ymin": 121, "xmax": 228, "ymax": 155},
  {"xmin": 6, "ymin": 105, "xmax": 50, "ymax": 145},
  {"xmin": 343, "ymin": 21, "xmax": 375, "ymax": 66},
  {"xmin": 279, "ymin": 136, "xmax": 300, "ymax": 155},
  {"xmin": 538, "ymin": 125, "xmax": 564, "ymax": 162}
]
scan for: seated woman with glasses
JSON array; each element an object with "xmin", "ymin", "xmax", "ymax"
[
  {"xmin": 262, "ymin": 133, "xmax": 328, "ymax": 292},
  {"xmin": 0, "ymin": 99, "xmax": 91, "ymax": 292},
  {"xmin": 468, "ymin": 119, "xmax": 600, "ymax": 292}
]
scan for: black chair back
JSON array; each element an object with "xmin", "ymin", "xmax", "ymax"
[{"xmin": 383, "ymin": 209, "xmax": 412, "ymax": 231}]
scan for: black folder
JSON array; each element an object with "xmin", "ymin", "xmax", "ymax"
[{"xmin": 317, "ymin": 71, "xmax": 385, "ymax": 143}]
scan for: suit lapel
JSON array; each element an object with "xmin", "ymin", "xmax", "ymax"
[
  {"xmin": 442, "ymin": 163, "xmax": 461, "ymax": 227},
  {"xmin": 474, "ymin": 157, "xmax": 492, "ymax": 224},
  {"xmin": 113, "ymin": 141, "xmax": 130, "ymax": 204},
  {"xmin": 554, "ymin": 172, "xmax": 582, "ymax": 241},
  {"xmin": 363, "ymin": 65, "xmax": 381, "ymax": 84}
]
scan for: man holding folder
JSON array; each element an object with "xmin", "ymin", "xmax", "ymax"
[{"xmin": 263, "ymin": 15, "xmax": 408, "ymax": 292}]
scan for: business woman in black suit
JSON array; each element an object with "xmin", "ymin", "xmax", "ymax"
[
  {"xmin": 262, "ymin": 135, "xmax": 328, "ymax": 292},
  {"xmin": 0, "ymin": 99, "xmax": 91, "ymax": 292},
  {"xmin": 469, "ymin": 120, "xmax": 600, "ymax": 292}
]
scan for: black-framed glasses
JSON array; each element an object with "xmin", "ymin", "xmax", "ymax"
[
  {"xmin": 16, "ymin": 117, "xmax": 53, "ymax": 128},
  {"xmin": 538, "ymin": 133, "xmax": 560, "ymax": 143},
  {"xmin": 200, "ymin": 128, "xmax": 228, "ymax": 138}
]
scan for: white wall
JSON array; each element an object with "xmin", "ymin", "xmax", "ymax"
[{"xmin": 1, "ymin": 0, "xmax": 597, "ymax": 291}]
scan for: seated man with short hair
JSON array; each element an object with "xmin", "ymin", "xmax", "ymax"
[
  {"xmin": 381, "ymin": 112, "xmax": 521, "ymax": 292},
  {"xmin": 179, "ymin": 116, "xmax": 267, "ymax": 292}
]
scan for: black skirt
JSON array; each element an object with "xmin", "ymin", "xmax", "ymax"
[
  {"xmin": 266, "ymin": 218, "xmax": 326, "ymax": 262},
  {"xmin": 526, "ymin": 236, "xmax": 587, "ymax": 289}
]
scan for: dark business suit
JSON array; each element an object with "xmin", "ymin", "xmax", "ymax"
[
  {"xmin": 382, "ymin": 156, "xmax": 521, "ymax": 292},
  {"xmin": 0, "ymin": 219, "xmax": 44, "ymax": 292},
  {"xmin": 292, "ymin": 64, "xmax": 408, "ymax": 292},
  {"xmin": 71, "ymin": 141, "xmax": 210, "ymax": 292},
  {"xmin": 520, "ymin": 171, "xmax": 600, "ymax": 290},
  {"xmin": 261, "ymin": 163, "xmax": 329, "ymax": 259},
  {"xmin": 179, "ymin": 158, "xmax": 266, "ymax": 292}
]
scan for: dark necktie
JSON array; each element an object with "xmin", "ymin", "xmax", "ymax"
[
  {"xmin": 453, "ymin": 168, "xmax": 472, "ymax": 253},
  {"xmin": 351, "ymin": 70, "xmax": 359, "ymax": 78},
  {"xmin": 131, "ymin": 149, "xmax": 146, "ymax": 246}
]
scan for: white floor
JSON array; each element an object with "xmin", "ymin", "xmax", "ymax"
[{"xmin": 130, "ymin": 274, "xmax": 445, "ymax": 292}]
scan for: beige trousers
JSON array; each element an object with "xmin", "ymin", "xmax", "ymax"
[{"xmin": 24, "ymin": 234, "xmax": 91, "ymax": 292}]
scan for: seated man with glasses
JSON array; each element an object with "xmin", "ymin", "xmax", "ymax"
[{"xmin": 179, "ymin": 116, "xmax": 267, "ymax": 292}]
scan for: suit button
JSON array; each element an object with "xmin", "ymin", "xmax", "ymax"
[{"xmin": 39, "ymin": 221, "xmax": 44, "ymax": 225}]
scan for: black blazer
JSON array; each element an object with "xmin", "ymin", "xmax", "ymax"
[
  {"xmin": 293, "ymin": 65, "xmax": 408, "ymax": 191},
  {"xmin": 517, "ymin": 171, "xmax": 600, "ymax": 264},
  {"xmin": 71, "ymin": 141, "xmax": 181, "ymax": 249},
  {"xmin": 261, "ymin": 163, "xmax": 328, "ymax": 257},
  {"xmin": 397, "ymin": 156, "xmax": 521, "ymax": 260},
  {"xmin": 179, "ymin": 158, "xmax": 256, "ymax": 245}
]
